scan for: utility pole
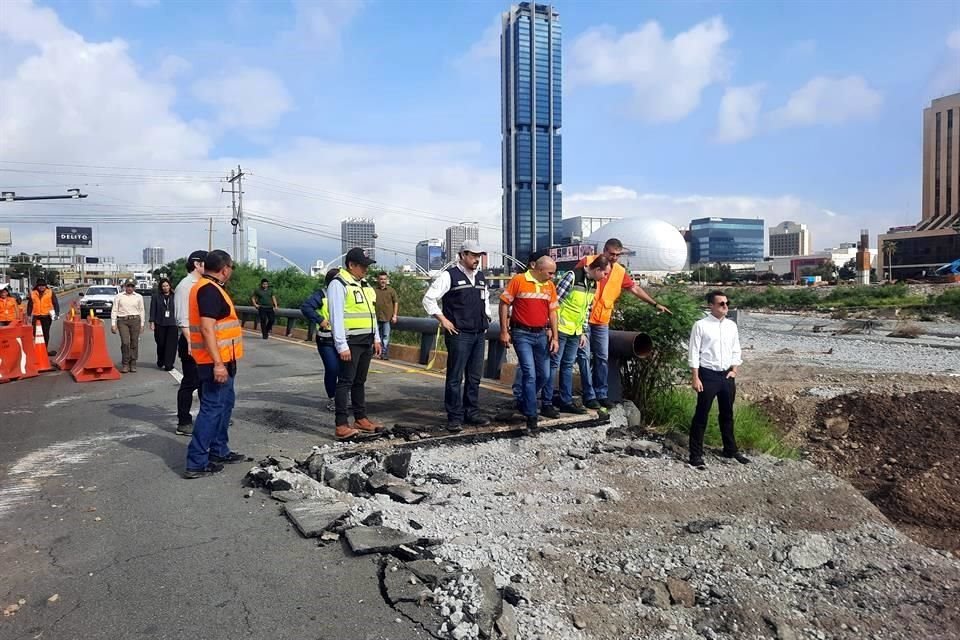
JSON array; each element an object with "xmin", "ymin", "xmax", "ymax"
[
  {"xmin": 223, "ymin": 165, "xmax": 245, "ymax": 261},
  {"xmin": 208, "ymin": 218, "xmax": 214, "ymax": 252}
]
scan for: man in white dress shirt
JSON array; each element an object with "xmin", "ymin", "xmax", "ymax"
[{"xmin": 687, "ymin": 290, "xmax": 750, "ymax": 469}]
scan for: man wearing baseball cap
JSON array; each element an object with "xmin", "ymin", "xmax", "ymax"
[
  {"xmin": 327, "ymin": 248, "xmax": 384, "ymax": 440},
  {"xmin": 174, "ymin": 250, "xmax": 207, "ymax": 435},
  {"xmin": 422, "ymin": 239, "xmax": 492, "ymax": 432}
]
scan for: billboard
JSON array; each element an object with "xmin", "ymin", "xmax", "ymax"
[
  {"xmin": 56, "ymin": 226, "xmax": 93, "ymax": 247},
  {"xmin": 0, "ymin": 227, "xmax": 10, "ymax": 246}
]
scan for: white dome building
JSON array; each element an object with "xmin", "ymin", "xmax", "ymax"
[{"xmin": 587, "ymin": 218, "xmax": 688, "ymax": 276}]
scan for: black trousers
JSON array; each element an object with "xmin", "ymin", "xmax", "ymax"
[
  {"xmin": 334, "ymin": 336, "xmax": 374, "ymax": 426},
  {"xmin": 37, "ymin": 315, "xmax": 52, "ymax": 346},
  {"xmin": 258, "ymin": 307, "xmax": 275, "ymax": 339},
  {"xmin": 155, "ymin": 325, "xmax": 178, "ymax": 369},
  {"xmin": 177, "ymin": 333, "xmax": 203, "ymax": 425},
  {"xmin": 689, "ymin": 367, "xmax": 739, "ymax": 461}
]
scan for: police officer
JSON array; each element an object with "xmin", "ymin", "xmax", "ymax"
[
  {"xmin": 422, "ymin": 240, "xmax": 492, "ymax": 432},
  {"xmin": 328, "ymin": 248, "xmax": 384, "ymax": 440}
]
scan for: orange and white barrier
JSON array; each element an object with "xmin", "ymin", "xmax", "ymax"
[{"xmin": 70, "ymin": 316, "xmax": 121, "ymax": 383}]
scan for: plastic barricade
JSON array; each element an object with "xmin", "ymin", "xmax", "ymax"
[
  {"xmin": 70, "ymin": 318, "xmax": 121, "ymax": 383},
  {"xmin": 18, "ymin": 323, "xmax": 42, "ymax": 380},
  {"xmin": 53, "ymin": 317, "xmax": 85, "ymax": 371},
  {"xmin": 0, "ymin": 324, "xmax": 31, "ymax": 383}
]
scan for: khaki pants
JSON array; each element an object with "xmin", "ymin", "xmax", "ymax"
[{"xmin": 117, "ymin": 316, "xmax": 141, "ymax": 366}]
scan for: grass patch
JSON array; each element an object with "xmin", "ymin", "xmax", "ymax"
[{"xmin": 647, "ymin": 388, "xmax": 799, "ymax": 459}]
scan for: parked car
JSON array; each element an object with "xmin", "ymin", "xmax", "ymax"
[{"xmin": 78, "ymin": 285, "xmax": 120, "ymax": 319}]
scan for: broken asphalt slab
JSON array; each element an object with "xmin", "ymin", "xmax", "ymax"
[
  {"xmin": 345, "ymin": 526, "xmax": 442, "ymax": 556},
  {"xmin": 284, "ymin": 499, "xmax": 352, "ymax": 538}
]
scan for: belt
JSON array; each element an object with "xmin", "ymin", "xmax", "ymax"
[
  {"xmin": 511, "ymin": 323, "xmax": 545, "ymax": 333},
  {"xmin": 120, "ymin": 315, "xmax": 140, "ymax": 319}
]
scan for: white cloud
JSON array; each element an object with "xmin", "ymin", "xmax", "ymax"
[
  {"xmin": 769, "ymin": 75, "xmax": 882, "ymax": 128},
  {"xmin": 564, "ymin": 187, "xmax": 902, "ymax": 252},
  {"xmin": 930, "ymin": 29, "xmax": 960, "ymax": 97},
  {"xmin": 193, "ymin": 68, "xmax": 292, "ymax": 130},
  {"xmin": 157, "ymin": 54, "xmax": 191, "ymax": 81},
  {"xmin": 284, "ymin": 0, "xmax": 364, "ymax": 54},
  {"xmin": 715, "ymin": 84, "xmax": 764, "ymax": 143},
  {"xmin": 567, "ymin": 186, "xmax": 638, "ymax": 202},
  {"xmin": 454, "ymin": 15, "xmax": 501, "ymax": 68},
  {"xmin": 568, "ymin": 17, "xmax": 731, "ymax": 123}
]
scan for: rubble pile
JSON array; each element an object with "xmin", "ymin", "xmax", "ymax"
[{"xmin": 244, "ymin": 404, "xmax": 960, "ymax": 640}]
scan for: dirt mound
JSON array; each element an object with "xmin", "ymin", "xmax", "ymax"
[{"xmin": 808, "ymin": 390, "xmax": 960, "ymax": 553}]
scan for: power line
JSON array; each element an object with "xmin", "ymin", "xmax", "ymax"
[{"xmin": 0, "ymin": 160, "xmax": 223, "ymax": 174}]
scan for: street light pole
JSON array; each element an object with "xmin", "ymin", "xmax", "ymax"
[{"xmin": 0, "ymin": 189, "xmax": 87, "ymax": 202}]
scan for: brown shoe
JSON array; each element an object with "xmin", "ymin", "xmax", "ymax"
[
  {"xmin": 120, "ymin": 364, "xmax": 129, "ymax": 373},
  {"xmin": 335, "ymin": 424, "xmax": 361, "ymax": 441},
  {"xmin": 354, "ymin": 417, "xmax": 383, "ymax": 432},
  {"xmin": 129, "ymin": 362, "xmax": 137, "ymax": 372}
]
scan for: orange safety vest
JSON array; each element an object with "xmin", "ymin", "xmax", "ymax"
[
  {"xmin": 0, "ymin": 296, "xmax": 18, "ymax": 322},
  {"xmin": 585, "ymin": 256, "xmax": 627, "ymax": 326},
  {"xmin": 30, "ymin": 289, "xmax": 54, "ymax": 316},
  {"xmin": 188, "ymin": 278, "xmax": 244, "ymax": 365}
]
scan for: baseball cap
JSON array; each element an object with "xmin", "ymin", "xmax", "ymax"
[
  {"xmin": 345, "ymin": 247, "xmax": 375, "ymax": 267},
  {"xmin": 460, "ymin": 240, "xmax": 486, "ymax": 255},
  {"xmin": 123, "ymin": 280, "xmax": 135, "ymax": 287},
  {"xmin": 187, "ymin": 250, "xmax": 208, "ymax": 264}
]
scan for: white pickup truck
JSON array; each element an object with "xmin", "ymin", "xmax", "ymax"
[{"xmin": 78, "ymin": 285, "xmax": 120, "ymax": 319}]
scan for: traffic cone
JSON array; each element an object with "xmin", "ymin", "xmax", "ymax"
[{"xmin": 32, "ymin": 320, "xmax": 55, "ymax": 372}]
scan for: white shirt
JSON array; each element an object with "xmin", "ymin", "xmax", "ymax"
[
  {"xmin": 111, "ymin": 292, "xmax": 146, "ymax": 328},
  {"xmin": 421, "ymin": 263, "xmax": 492, "ymax": 320},
  {"xmin": 688, "ymin": 314, "xmax": 742, "ymax": 372},
  {"xmin": 174, "ymin": 271, "xmax": 200, "ymax": 329}
]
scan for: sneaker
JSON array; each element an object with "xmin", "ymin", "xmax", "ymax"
[
  {"xmin": 175, "ymin": 422, "xmax": 194, "ymax": 437},
  {"xmin": 447, "ymin": 422, "xmax": 464, "ymax": 433},
  {"xmin": 689, "ymin": 458, "xmax": 707, "ymax": 471},
  {"xmin": 183, "ymin": 462, "xmax": 224, "ymax": 479},
  {"xmin": 354, "ymin": 417, "xmax": 383, "ymax": 432},
  {"xmin": 540, "ymin": 406, "xmax": 560, "ymax": 419},
  {"xmin": 335, "ymin": 424, "xmax": 361, "ymax": 440},
  {"xmin": 325, "ymin": 400, "xmax": 336, "ymax": 411},
  {"xmin": 724, "ymin": 452, "xmax": 751, "ymax": 464},
  {"xmin": 210, "ymin": 452, "xmax": 245, "ymax": 464},
  {"xmin": 598, "ymin": 398, "xmax": 616, "ymax": 409},
  {"xmin": 120, "ymin": 364, "xmax": 129, "ymax": 374},
  {"xmin": 464, "ymin": 415, "xmax": 491, "ymax": 426},
  {"xmin": 557, "ymin": 402, "xmax": 588, "ymax": 415},
  {"xmin": 583, "ymin": 399, "xmax": 601, "ymax": 410}
]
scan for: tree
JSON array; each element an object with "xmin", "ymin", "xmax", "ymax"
[
  {"xmin": 838, "ymin": 258, "xmax": 857, "ymax": 281},
  {"xmin": 757, "ymin": 271, "xmax": 780, "ymax": 283},
  {"xmin": 882, "ymin": 241, "xmax": 897, "ymax": 282}
]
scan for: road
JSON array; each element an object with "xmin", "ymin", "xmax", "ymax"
[{"xmin": 0, "ymin": 295, "xmax": 509, "ymax": 640}]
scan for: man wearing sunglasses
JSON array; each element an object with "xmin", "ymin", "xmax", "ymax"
[{"xmin": 687, "ymin": 290, "xmax": 749, "ymax": 470}]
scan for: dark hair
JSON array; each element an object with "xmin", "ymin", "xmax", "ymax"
[
  {"xmin": 587, "ymin": 255, "xmax": 610, "ymax": 270},
  {"xmin": 158, "ymin": 278, "xmax": 172, "ymax": 291},
  {"xmin": 376, "ymin": 271, "xmax": 388, "ymax": 278},
  {"xmin": 36, "ymin": 279, "xmax": 47, "ymax": 287},
  {"xmin": 204, "ymin": 249, "xmax": 232, "ymax": 273},
  {"xmin": 526, "ymin": 249, "xmax": 548, "ymax": 267},
  {"xmin": 186, "ymin": 260, "xmax": 198, "ymax": 273},
  {"xmin": 324, "ymin": 268, "xmax": 340, "ymax": 286},
  {"xmin": 706, "ymin": 290, "xmax": 727, "ymax": 304},
  {"xmin": 603, "ymin": 238, "xmax": 623, "ymax": 251},
  {"xmin": 260, "ymin": 278, "xmax": 269, "ymax": 285}
]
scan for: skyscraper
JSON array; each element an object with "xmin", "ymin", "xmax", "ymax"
[
  {"xmin": 769, "ymin": 221, "xmax": 812, "ymax": 257},
  {"xmin": 444, "ymin": 223, "xmax": 479, "ymax": 259},
  {"xmin": 922, "ymin": 92, "xmax": 960, "ymax": 221},
  {"xmin": 689, "ymin": 217, "xmax": 764, "ymax": 265},
  {"xmin": 501, "ymin": 2, "xmax": 562, "ymax": 265},
  {"xmin": 341, "ymin": 218, "xmax": 376, "ymax": 262},
  {"xmin": 142, "ymin": 247, "xmax": 164, "ymax": 267}
]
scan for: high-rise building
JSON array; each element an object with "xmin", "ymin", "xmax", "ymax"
[
  {"xmin": 416, "ymin": 239, "xmax": 445, "ymax": 275},
  {"xmin": 246, "ymin": 227, "xmax": 259, "ymax": 265},
  {"xmin": 768, "ymin": 221, "xmax": 812, "ymax": 257},
  {"xmin": 142, "ymin": 247, "xmax": 164, "ymax": 267},
  {"xmin": 560, "ymin": 216, "xmax": 620, "ymax": 243},
  {"xmin": 341, "ymin": 218, "xmax": 376, "ymax": 262},
  {"xmin": 501, "ymin": 2, "xmax": 562, "ymax": 265},
  {"xmin": 444, "ymin": 223, "xmax": 480, "ymax": 260},
  {"xmin": 689, "ymin": 217, "xmax": 764, "ymax": 265},
  {"xmin": 922, "ymin": 92, "xmax": 960, "ymax": 221}
]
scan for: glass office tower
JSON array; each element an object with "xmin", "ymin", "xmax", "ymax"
[
  {"xmin": 501, "ymin": 2, "xmax": 562, "ymax": 266},
  {"xmin": 689, "ymin": 217, "xmax": 765, "ymax": 265}
]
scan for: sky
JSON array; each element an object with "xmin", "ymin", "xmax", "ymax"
[{"xmin": 0, "ymin": 0, "xmax": 958, "ymax": 270}]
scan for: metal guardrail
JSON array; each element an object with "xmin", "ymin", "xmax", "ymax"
[{"xmin": 235, "ymin": 305, "xmax": 652, "ymax": 400}]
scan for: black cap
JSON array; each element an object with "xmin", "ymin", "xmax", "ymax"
[
  {"xmin": 345, "ymin": 247, "xmax": 375, "ymax": 267},
  {"xmin": 187, "ymin": 250, "xmax": 208, "ymax": 264}
]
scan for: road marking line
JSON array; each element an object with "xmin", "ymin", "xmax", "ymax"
[
  {"xmin": 169, "ymin": 368, "xmax": 183, "ymax": 383},
  {"xmin": 0, "ymin": 432, "xmax": 144, "ymax": 519},
  {"xmin": 44, "ymin": 395, "xmax": 82, "ymax": 408},
  {"xmin": 241, "ymin": 330, "xmax": 511, "ymax": 395}
]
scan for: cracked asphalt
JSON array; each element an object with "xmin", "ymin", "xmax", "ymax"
[{"xmin": 0, "ymin": 298, "xmax": 500, "ymax": 640}]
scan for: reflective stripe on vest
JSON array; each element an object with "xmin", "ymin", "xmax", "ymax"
[
  {"xmin": 587, "ymin": 257, "xmax": 626, "ymax": 326},
  {"xmin": 336, "ymin": 268, "xmax": 376, "ymax": 336},
  {"xmin": 31, "ymin": 289, "xmax": 54, "ymax": 316},
  {"xmin": 557, "ymin": 268, "xmax": 594, "ymax": 336},
  {"xmin": 318, "ymin": 297, "xmax": 332, "ymax": 339},
  {"xmin": 188, "ymin": 278, "xmax": 244, "ymax": 365}
]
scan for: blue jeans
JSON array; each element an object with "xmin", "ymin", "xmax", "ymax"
[
  {"xmin": 512, "ymin": 329, "xmax": 550, "ymax": 418},
  {"xmin": 377, "ymin": 321, "xmax": 391, "ymax": 358},
  {"xmin": 549, "ymin": 332, "xmax": 581, "ymax": 406},
  {"xmin": 588, "ymin": 323, "xmax": 610, "ymax": 400},
  {"xmin": 317, "ymin": 340, "xmax": 339, "ymax": 398},
  {"xmin": 576, "ymin": 331, "xmax": 595, "ymax": 403},
  {"xmin": 186, "ymin": 366, "xmax": 235, "ymax": 470},
  {"xmin": 443, "ymin": 331, "xmax": 484, "ymax": 423}
]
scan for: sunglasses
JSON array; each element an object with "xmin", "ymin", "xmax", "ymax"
[{"xmin": 715, "ymin": 301, "xmax": 729, "ymax": 306}]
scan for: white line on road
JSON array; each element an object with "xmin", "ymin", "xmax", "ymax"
[
  {"xmin": 0, "ymin": 431, "xmax": 144, "ymax": 519},
  {"xmin": 169, "ymin": 368, "xmax": 183, "ymax": 383},
  {"xmin": 44, "ymin": 395, "xmax": 82, "ymax": 408}
]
